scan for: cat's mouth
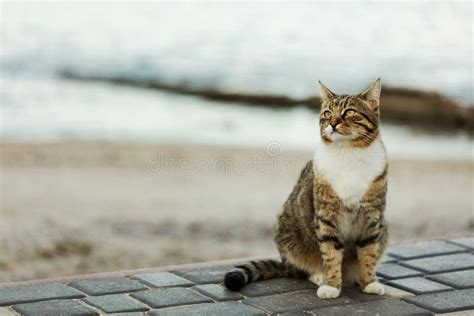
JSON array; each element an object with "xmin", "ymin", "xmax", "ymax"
[
  {"xmin": 326, "ymin": 125, "xmax": 347, "ymax": 135},
  {"xmin": 332, "ymin": 130, "xmax": 351, "ymax": 136},
  {"xmin": 325, "ymin": 125, "xmax": 354, "ymax": 141},
  {"xmin": 330, "ymin": 131, "xmax": 351, "ymax": 139}
]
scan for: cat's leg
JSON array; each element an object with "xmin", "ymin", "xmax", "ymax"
[
  {"xmin": 356, "ymin": 242, "xmax": 384, "ymax": 295},
  {"xmin": 314, "ymin": 208, "xmax": 344, "ymax": 299},
  {"xmin": 356, "ymin": 216, "xmax": 387, "ymax": 295},
  {"xmin": 317, "ymin": 241, "xmax": 344, "ymax": 299},
  {"xmin": 309, "ymin": 272, "xmax": 324, "ymax": 286},
  {"xmin": 282, "ymin": 247, "xmax": 322, "ymax": 285}
]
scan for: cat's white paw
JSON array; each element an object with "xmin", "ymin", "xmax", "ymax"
[
  {"xmin": 362, "ymin": 281, "xmax": 385, "ymax": 295},
  {"xmin": 317, "ymin": 285, "xmax": 341, "ymax": 299},
  {"xmin": 309, "ymin": 273, "xmax": 324, "ymax": 286}
]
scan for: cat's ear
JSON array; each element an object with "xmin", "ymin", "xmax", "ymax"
[
  {"xmin": 359, "ymin": 78, "xmax": 381, "ymax": 111},
  {"xmin": 319, "ymin": 81, "xmax": 337, "ymax": 101}
]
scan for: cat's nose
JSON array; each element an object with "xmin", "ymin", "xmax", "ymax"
[{"xmin": 330, "ymin": 122, "xmax": 338, "ymax": 129}]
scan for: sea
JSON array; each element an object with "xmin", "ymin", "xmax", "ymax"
[{"xmin": 1, "ymin": 1, "xmax": 472, "ymax": 159}]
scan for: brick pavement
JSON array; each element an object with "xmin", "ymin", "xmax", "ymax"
[{"xmin": 0, "ymin": 237, "xmax": 472, "ymax": 315}]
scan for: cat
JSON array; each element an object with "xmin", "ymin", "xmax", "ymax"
[{"xmin": 224, "ymin": 79, "xmax": 388, "ymax": 299}]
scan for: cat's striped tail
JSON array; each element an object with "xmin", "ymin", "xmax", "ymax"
[{"xmin": 224, "ymin": 259, "xmax": 307, "ymax": 291}]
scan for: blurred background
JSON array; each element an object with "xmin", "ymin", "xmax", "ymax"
[{"xmin": 0, "ymin": 1, "xmax": 472, "ymax": 282}]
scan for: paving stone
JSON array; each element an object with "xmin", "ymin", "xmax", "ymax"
[
  {"xmin": 84, "ymin": 294, "xmax": 149, "ymax": 313},
  {"xmin": 376, "ymin": 263, "xmax": 424, "ymax": 280},
  {"xmin": 341, "ymin": 287, "xmax": 385, "ymax": 302},
  {"xmin": 405, "ymin": 288, "xmax": 474, "ymax": 313},
  {"xmin": 243, "ymin": 289, "xmax": 354, "ymax": 314},
  {"xmin": 239, "ymin": 277, "xmax": 318, "ymax": 297},
  {"xmin": 110, "ymin": 313, "xmax": 146, "ymax": 316},
  {"xmin": 389, "ymin": 241, "xmax": 466, "ymax": 260},
  {"xmin": 193, "ymin": 284, "xmax": 243, "ymax": 301},
  {"xmin": 386, "ymin": 277, "xmax": 453, "ymax": 295},
  {"xmin": 384, "ymin": 284, "xmax": 415, "ymax": 299},
  {"xmin": 149, "ymin": 301, "xmax": 265, "ymax": 316},
  {"xmin": 0, "ymin": 283, "xmax": 84, "ymax": 306},
  {"xmin": 427, "ymin": 270, "xmax": 474, "ymax": 289},
  {"xmin": 310, "ymin": 299, "xmax": 432, "ymax": 316},
  {"xmin": 381, "ymin": 254, "xmax": 398, "ymax": 263},
  {"xmin": 131, "ymin": 287, "xmax": 212, "ymax": 308},
  {"xmin": 173, "ymin": 264, "xmax": 236, "ymax": 284},
  {"xmin": 400, "ymin": 253, "xmax": 474, "ymax": 274},
  {"xmin": 6, "ymin": 242, "xmax": 473, "ymax": 315},
  {"xmin": 436, "ymin": 311, "xmax": 474, "ymax": 316},
  {"xmin": 13, "ymin": 299, "xmax": 98, "ymax": 316},
  {"xmin": 131, "ymin": 272, "xmax": 193, "ymax": 288},
  {"xmin": 69, "ymin": 277, "xmax": 147, "ymax": 295},
  {"xmin": 0, "ymin": 307, "xmax": 18, "ymax": 316},
  {"xmin": 448, "ymin": 237, "xmax": 474, "ymax": 250}
]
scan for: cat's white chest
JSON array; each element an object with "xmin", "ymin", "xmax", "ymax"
[{"xmin": 313, "ymin": 139, "xmax": 386, "ymax": 207}]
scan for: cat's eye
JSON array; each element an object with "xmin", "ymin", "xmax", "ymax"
[
  {"xmin": 344, "ymin": 109, "xmax": 356, "ymax": 117},
  {"xmin": 322, "ymin": 111, "xmax": 332, "ymax": 118}
]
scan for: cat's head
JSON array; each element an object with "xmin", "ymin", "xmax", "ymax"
[{"xmin": 318, "ymin": 79, "xmax": 381, "ymax": 147}]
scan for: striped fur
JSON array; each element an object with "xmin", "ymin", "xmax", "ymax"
[
  {"xmin": 224, "ymin": 259, "xmax": 307, "ymax": 291},
  {"xmin": 224, "ymin": 79, "xmax": 388, "ymax": 299}
]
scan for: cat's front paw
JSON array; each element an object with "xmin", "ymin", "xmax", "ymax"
[
  {"xmin": 362, "ymin": 281, "xmax": 385, "ymax": 295},
  {"xmin": 317, "ymin": 285, "xmax": 341, "ymax": 299}
]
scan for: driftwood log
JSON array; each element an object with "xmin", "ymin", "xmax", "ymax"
[{"xmin": 59, "ymin": 70, "xmax": 473, "ymax": 133}]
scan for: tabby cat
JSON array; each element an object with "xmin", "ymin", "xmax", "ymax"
[{"xmin": 224, "ymin": 79, "xmax": 388, "ymax": 299}]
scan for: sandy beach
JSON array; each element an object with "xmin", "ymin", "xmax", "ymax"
[{"xmin": 0, "ymin": 141, "xmax": 472, "ymax": 282}]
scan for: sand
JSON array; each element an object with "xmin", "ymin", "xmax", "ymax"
[{"xmin": 0, "ymin": 141, "xmax": 472, "ymax": 282}]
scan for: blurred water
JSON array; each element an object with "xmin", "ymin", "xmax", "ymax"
[
  {"xmin": 2, "ymin": 77, "xmax": 472, "ymax": 160},
  {"xmin": 2, "ymin": 2, "xmax": 472, "ymax": 100},
  {"xmin": 0, "ymin": 2, "xmax": 472, "ymax": 159}
]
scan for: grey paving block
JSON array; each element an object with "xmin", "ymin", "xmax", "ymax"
[
  {"xmin": 131, "ymin": 287, "xmax": 212, "ymax": 309},
  {"xmin": 384, "ymin": 284, "xmax": 415, "ymax": 299},
  {"xmin": 239, "ymin": 277, "xmax": 318, "ymax": 297},
  {"xmin": 386, "ymin": 277, "xmax": 453, "ymax": 295},
  {"xmin": 131, "ymin": 272, "xmax": 193, "ymax": 288},
  {"xmin": 381, "ymin": 254, "xmax": 398, "ymax": 263},
  {"xmin": 0, "ymin": 307, "xmax": 18, "ymax": 316},
  {"xmin": 110, "ymin": 313, "xmax": 146, "ymax": 316},
  {"xmin": 389, "ymin": 241, "xmax": 466, "ymax": 260},
  {"xmin": 448, "ymin": 237, "xmax": 474, "ymax": 250},
  {"xmin": 400, "ymin": 253, "xmax": 474, "ymax": 274},
  {"xmin": 341, "ymin": 287, "xmax": 385, "ymax": 302},
  {"xmin": 84, "ymin": 294, "xmax": 149, "ymax": 313},
  {"xmin": 0, "ymin": 283, "xmax": 83, "ymax": 306},
  {"xmin": 279, "ymin": 312, "xmax": 311, "ymax": 316},
  {"xmin": 427, "ymin": 270, "xmax": 474, "ymax": 289},
  {"xmin": 405, "ymin": 288, "xmax": 474, "ymax": 313},
  {"xmin": 193, "ymin": 284, "xmax": 243, "ymax": 301},
  {"xmin": 376, "ymin": 263, "xmax": 424, "ymax": 280},
  {"xmin": 310, "ymin": 299, "xmax": 432, "ymax": 316},
  {"xmin": 69, "ymin": 277, "xmax": 147, "ymax": 295},
  {"xmin": 437, "ymin": 312, "xmax": 474, "ymax": 316},
  {"xmin": 173, "ymin": 264, "xmax": 237, "ymax": 284},
  {"xmin": 243, "ymin": 289, "xmax": 354, "ymax": 314},
  {"xmin": 13, "ymin": 299, "xmax": 98, "ymax": 316},
  {"xmin": 149, "ymin": 301, "xmax": 265, "ymax": 316}
]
